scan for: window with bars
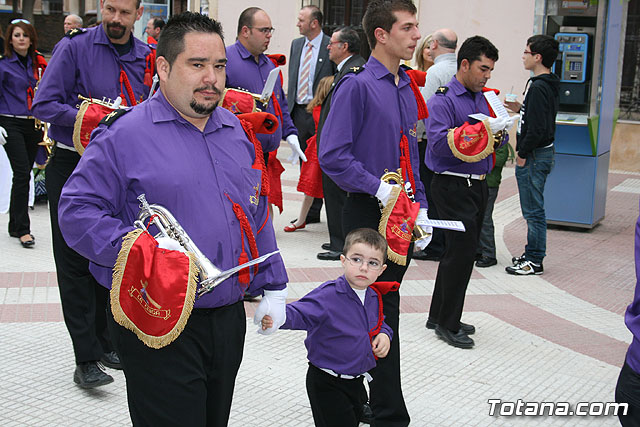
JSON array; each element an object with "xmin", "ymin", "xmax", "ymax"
[
  {"xmin": 621, "ymin": 0, "xmax": 640, "ymax": 121},
  {"xmin": 323, "ymin": 0, "xmax": 370, "ymax": 58}
]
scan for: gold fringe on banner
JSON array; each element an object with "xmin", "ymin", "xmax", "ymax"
[
  {"xmin": 378, "ymin": 186, "xmax": 408, "ymax": 266},
  {"xmin": 111, "ymin": 229, "xmax": 199, "ymax": 349}
]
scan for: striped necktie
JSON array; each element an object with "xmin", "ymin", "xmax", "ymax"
[{"xmin": 297, "ymin": 41, "xmax": 313, "ymax": 104}]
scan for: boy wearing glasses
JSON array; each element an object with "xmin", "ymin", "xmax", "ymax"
[{"xmin": 261, "ymin": 228, "xmax": 394, "ymax": 427}]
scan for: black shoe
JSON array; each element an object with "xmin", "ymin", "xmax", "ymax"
[
  {"xmin": 73, "ymin": 362, "xmax": 114, "ymax": 389},
  {"xmin": 475, "ymin": 255, "xmax": 497, "ymax": 268},
  {"xmin": 412, "ymin": 249, "xmax": 441, "ymax": 261},
  {"xmin": 511, "ymin": 253, "xmax": 526, "ymax": 266},
  {"xmin": 321, "ymin": 242, "xmax": 332, "ymax": 251},
  {"xmin": 100, "ymin": 351, "xmax": 122, "ymax": 370},
  {"xmin": 435, "ymin": 325, "xmax": 475, "ymax": 349},
  {"xmin": 305, "ymin": 215, "xmax": 321, "ymax": 224},
  {"xmin": 426, "ymin": 319, "xmax": 475, "ymax": 335},
  {"xmin": 317, "ymin": 250, "xmax": 341, "ymax": 261},
  {"xmin": 360, "ymin": 402, "xmax": 374, "ymax": 424},
  {"xmin": 20, "ymin": 234, "xmax": 35, "ymax": 248}
]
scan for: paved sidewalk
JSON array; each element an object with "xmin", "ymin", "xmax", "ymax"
[{"xmin": 0, "ymin": 147, "xmax": 636, "ymax": 426}]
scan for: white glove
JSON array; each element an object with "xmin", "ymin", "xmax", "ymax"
[
  {"xmin": 156, "ymin": 236, "xmax": 186, "ymax": 253},
  {"xmin": 487, "ymin": 116, "xmax": 508, "ymax": 134},
  {"xmin": 253, "ymin": 288, "xmax": 288, "ymax": 335},
  {"xmin": 285, "ymin": 134, "xmax": 307, "ymax": 165},
  {"xmin": 0, "ymin": 126, "xmax": 7, "ymax": 145},
  {"xmin": 375, "ymin": 180, "xmax": 398, "ymax": 208},
  {"xmin": 414, "ymin": 208, "xmax": 433, "ymax": 250},
  {"xmin": 506, "ymin": 114, "xmax": 519, "ymax": 130}
]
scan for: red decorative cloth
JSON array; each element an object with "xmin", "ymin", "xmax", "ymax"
[
  {"xmin": 378, "ymin": 186, "xmax": 420, "ymax": 266},
  {"xmin": 111, "ymin": 229, "xmax": 198, "ymax": 349},
  {"xmin": 73, "ymin": 102, "xmax": 117, "ymax": 154},
  {"xmin": 368, "ymin": 281, "xmax": 400, "ymax": 359},
  {"xmin": 267, "ymin": 151, "xmax": 285, "ymax": 213},
  {"xmin": 296, "ymin": 105, "xmax": 323, "ymax": 198}
]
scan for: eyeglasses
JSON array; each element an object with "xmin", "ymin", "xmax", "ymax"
[
  {"xmin": 11, "ymin": 19, "xmax": 31, "ymax": 25},
  {"xmin": 328, "ymin": 41, "xmax": 344, "ymax": 47},
  {"xmin": 344, "ymin": 256, "xmax": 383, "ymax": 271},
  {"xmin": 523, "ymin": 50, "xmax": 538, "ymax": 55},
  {"xmin": 250, "ymin": 27, "xmax": 275, "ymax": 35}
]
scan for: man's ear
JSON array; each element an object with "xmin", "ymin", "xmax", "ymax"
[
  {"xmin": 136, "ymin": 5, "xmax": 144, "ymax": 21},
  {"xmin": 460, "ymin": 58, "xmax": 470, "ymax": 73},
  {"xmin": 374, "ymin": 27, "xmax": 387, "ymax": 46},
  {"xmin": 156, "ymin": 56, "xmax": 170, "ymax": 81}
]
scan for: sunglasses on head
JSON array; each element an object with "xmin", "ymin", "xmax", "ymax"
[{"xmin": 11, "ymin": 19, "xmax": 31, "ymax": 25}]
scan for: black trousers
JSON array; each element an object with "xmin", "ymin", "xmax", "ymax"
[
  {"xmin": 291, "ymin": 103, "xmax": 322, "ymax": 220},
  {"xmin": 0, "ymin": 116, "xmax": 41, "ymax": 236},
  {"xmin": 417, "ymin": 139, "xmax": 444, "ymax": 256},
  {"xmin": 46, "ymin": 148, "xmax": 112, "ymax": 363},
  {"xmin": 306, "ymin": 364, "xmax": 366, "ymax": 427},
  {"xmin": 428, "ymin": 174, "xmax": 488, "ymax": 332},
  {"xmin": 107, "ymin": 301, "xmax": 246, "ymax": 427},
  {"xmin": 321, "ymin": 171, "xmax": 346, "ymax": 251},
  {"xmin": 343, "ymin": 194, "xmax": 411, "ymax": 427},
  {"xmin": 616, "ymin": 362, "xmax": 640, "ymax": 426}
]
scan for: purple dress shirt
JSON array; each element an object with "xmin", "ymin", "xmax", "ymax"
[
  {"xmin": 318, "ymin": 56, "xmax": 427, "ymax": 207},
  {"xmin": 624, "ymin": 199, "xmax": 640, "ymax": 373},
  {"xmin": 425, "ymin": 76, "xmax": 508, "ymax": 174},
  {"xmin": 0, "ymin": 54, "xmax": 38, "ymax": 116},
  {"xmin": 58, "ymin": 90, "xmax": 288, "ymax": 309},
  {"xmin": 31, "ymin": 26, "xmax": 150, "ymax": 148},
  {"xmin": 225, "ymin": 41, "xmax": 297, "ymax": 153},
  {"xmin": 281, "ymin": 275, "xmax": 393, "ymax": 377}
]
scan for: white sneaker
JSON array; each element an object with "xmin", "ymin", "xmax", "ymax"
[{"xmin": 505, "ymin": 260, "xmax": 543, "ymax": 275}]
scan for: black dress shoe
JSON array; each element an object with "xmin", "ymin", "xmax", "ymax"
[
  {"xmin": 305, "ymin": 216, "xmax": 321, "ymax": 224},
  {"xmin": 74, "ymin": 362, "xmax": 114, "ymax": 388},
  {"xmin": 321, "ymin": 242, "xmax": 332, "ymax": 251},
  {"xmin": 475, "ymin": 255, "xmax": 497, "ymax": 268},
  {"xmin": 317, "ymin": 250, "xmax": 341, "ymax": 261},
  {"xmin": 435, "ymin": 325, "xmax": 475, "ymax": 349},
  {"xmin": 100, "ymin": 351, "xmax": 123, "ymax": 370},
  {"xmin": 412, "ymin": 249, "xmax": 441, "ymax": 261},
  {"xmin": 426, "ymin": 319, "xmax": 475, "ymax": 335},
  {"xmin": 20, "ymin": 234, "xmax": 35, "ymax": 248},
  {"xmin": 360, "ymin": 402, "xmax": 374, "ymax": 424}
]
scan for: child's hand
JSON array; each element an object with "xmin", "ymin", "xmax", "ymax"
[
  {"xmin": 372, "ymin": 333, "xmax": 390, "ymax": 358},
  {"xmin": 261, "ymin": 314, "xmax": 274, "ymax": 331}
]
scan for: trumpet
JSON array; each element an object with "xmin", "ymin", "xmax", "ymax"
[
  {"xmin": 380, "ymin": 169, "xmax": 431, "ymax": 241},
  {"xmin": 77, "ymin": 94, "xmax": 124, "ymax": 109},
  {"xmin": 134, "ymin": 194, "xmax": 280, "ymax": 297},
  {"xmin": 33, "ymin": 69, "xmax": 54, "ymax": 167}
]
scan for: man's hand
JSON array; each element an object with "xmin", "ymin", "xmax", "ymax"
[
  {"xmin": 504, "ymin": 100, "xmax": 522, "ymax": 113},
  {"xmin": 372, "ymin": 333, "xmax": 391, "ymax": 358},
  {"xmin": 285, "ymin": 134, "xmax": 307, "ymax": 165},
  {"xmin": 0, "ymin": 126, "xmax": 7, "ymax": 146},
  {"xmin": 414, "ymin": 208, "xmax": 433, "ymax": 250},
  {"xmin": 375, "ymin": 180, "xmax": 398, "ymax": 208},
  {"xmin": 253, "ymin": 288, "xmax": 287, "ymax": 335},
  {"xmin": 516, "ymin": 154, "xmax": 526, "ymax": 167}
]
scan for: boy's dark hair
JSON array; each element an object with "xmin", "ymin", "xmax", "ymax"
[
  {"xmin": 237, "ymin": 7, "xmax": 262, "ymax": 36},
  {"xmin": 456, "ymin": 35, "xmax": 499, "ymax": 70},
  {"xmin": 527, "ymin": 34, "xmax": 560, "ymax": 69},
  {"xmin": 303, "ymin": 5, "xmax": 324, "ymax": 27},
  {"xmin": 363, "ymin": 0, "xmax": 417, "ymax": 50},
  {"xmin": 343, "ymin": 228, "xmax": 388, "ymax": 262},
  {"xmin": 335, "ymin": 26, "xmax": 361, "ymax": 54},
  {"xmin": 157, "ymin": 12, "xmax": 224, "ymax": 67}
]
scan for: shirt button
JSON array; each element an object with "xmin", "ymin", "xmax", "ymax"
[{"xmin": 215, "ymin": 160, "xmax": 219, "ymax": 165}]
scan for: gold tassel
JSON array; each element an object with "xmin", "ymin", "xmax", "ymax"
[{"xmin": 378, "ymin": 187, "xmax": 407, "ymax": 266}]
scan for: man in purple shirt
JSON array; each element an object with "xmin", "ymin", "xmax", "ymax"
[
  {"xmin": 616, "ymin": 199, "xmax": 640, "ymax": 425},
  {"xmin": 225, "ymin": 7, "xmax": 303, "ymax": 160},
  {"xmin": 262, "ymin": 228, "xmax": 392, "ymax": 427},
  {"xmin": 425, "ymin": 36, "xmax": 512, "ymax": 349},
  {"xmin": 58, "ymin": 13, "xmax": 288, "ymax": 425},
  {"xmin": 31, "ymin": 0, "xmax": 152, "ymax": 389},
  {"xmin": 318, "ymin": 1, "xmax": 432, "ymax": 425}
]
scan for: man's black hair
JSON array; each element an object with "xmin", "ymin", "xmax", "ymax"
[
  {"xmin": 157, "ymin": 12, "xmax": 224, "ymax": 67},
  {"xmin": 152, "ymin": 17, "xmax": 165, "ymax": 31},
  {"xmin": 236, "ymin": 7, "xmax": 262, "ymax": 36},
  {"xmin": 363, "ymin": 0, "xmax": 417, "ymax": 50},
  {"xmin": 303, "ymin": 5, "xmax": 324, "ymax": 27},
  {"xmin": 527, "ymin": 34, "xmax": 560, "ymax": 69},
  {"xmin": 335, "ymin": 26, "xmax": 360, "ymax": 54},
  {"xmin": 457, "ymin": 35, "xmax": 499, "ymax": 70}
]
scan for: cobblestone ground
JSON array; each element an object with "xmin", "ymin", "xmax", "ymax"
[{"xmin": 0, "ymin": 146, "xmax": 635, "ymax": 426}]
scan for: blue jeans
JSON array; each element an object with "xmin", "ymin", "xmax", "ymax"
[{"xmin": 515, "ymin": 146, "xmax": 555, "ymax": 264}]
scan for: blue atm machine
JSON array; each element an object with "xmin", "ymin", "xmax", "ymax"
[{"xmin": 537, "ymin": 0, "xmax": 626, "ymax": 228}]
